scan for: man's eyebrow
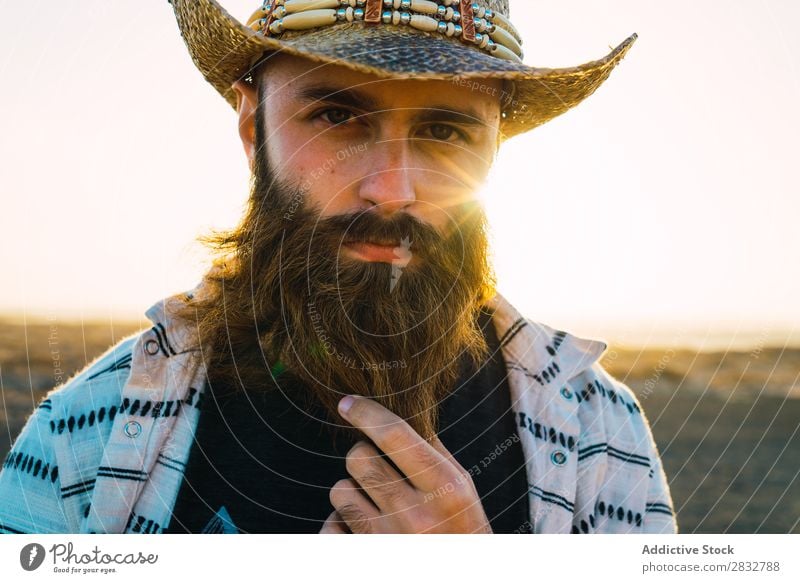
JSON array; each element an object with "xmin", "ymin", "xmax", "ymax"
[
  {"xmin": 414, "ymin": 107, "xmax": 487, "ymax": 127},
  {"xmin": 294, "ymin": 84, "xmax": 490, "ymax": 126},
  {"xmin": 295, "ymin": 85, "xmax": 379, "ymax": 112}
]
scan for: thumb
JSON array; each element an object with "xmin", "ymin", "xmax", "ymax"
[{"xmin": 320, "ymin": 510, "xmax": 351, "ymax": 534}]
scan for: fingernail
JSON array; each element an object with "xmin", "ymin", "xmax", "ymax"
[{"xmin": 339, "ymin": 395, "xmax": 356, "ymax": 415}]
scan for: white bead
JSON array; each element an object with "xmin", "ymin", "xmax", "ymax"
[
  {"xmin": 246, "ymin": 7, "xmax": 269, "ymax": 26},
  {"xmin": 445, "ymin": 21, "xmax": 455, "ymax": 36},
  {"xmin": 491, "ymin": 12, "xmax": 523, "ymax": 44},
  {"xmin": 283, "ymin": 0, "xmax": 339, "ymax": 14},
  {"xmin": 392, "ymin": 10, "xmax": 401, "ymax": 24},
  {"xmin": 489, "ymin": 25, "xmax": 523, "ymax": 57},
  {"xmin": 409, "ymin": 14, "xmax": 438, "ymax": 32},
  {"xmin": 491, "ymin": 43, "xmax": 522, "ymax": 62},
  {"xmin": 282, "ymin": 8, "xmax": 337, "ymax": 29},
  {"xmin": 444, "ymin": 7, "xmax": 454, "ymax": 20},
  {"xmin": 346, "ymin": 5, "xmax": 354, "ymax": 20},
  {"xmin": 409, "ymin": 0, "xmax": 438, "ymax": 15}
]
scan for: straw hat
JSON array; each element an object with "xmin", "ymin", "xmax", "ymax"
[{"xmin": 168, "ymin": 0, "xmax": 637, "ymax": 141}]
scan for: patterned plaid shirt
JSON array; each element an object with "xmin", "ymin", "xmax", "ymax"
[{"xmin": 0, "ymin": 277, "xmax": 678, "ymax": 534}]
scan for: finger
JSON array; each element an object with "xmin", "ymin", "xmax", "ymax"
[
  {"xmin": 345, "ymin": 440, "xmax": 414, "ymax": 513},
  {"xmin": 427, "ymin": 434, "xmax": 469, "ymax": 476},
  {"xmin": 338, "ymin": 395, "xmax": 458, "ymax": 492},
  {"xmin": 329, "ymin": 477, "xmax": 382, "ymax": 534},
  {"xmin": 320, "ymin": 510, "xmax": 350, "ymax": 534}
]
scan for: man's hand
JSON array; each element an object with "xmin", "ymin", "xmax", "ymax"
[{"xmin": 320, "ymin": 394, "xmax": 493, "ymax": 534}]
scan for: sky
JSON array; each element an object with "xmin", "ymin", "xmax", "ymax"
[{"xmin": 1, "ymin": 1, "xmax": 798, "ymax": 349}]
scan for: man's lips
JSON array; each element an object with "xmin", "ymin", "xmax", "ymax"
[{"xmin": 342, "ymin": 241, "xmax": 413, "ymax": 264}]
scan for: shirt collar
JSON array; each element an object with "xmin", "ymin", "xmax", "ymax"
[{"xmin": 486, "ymin": 292, "xmax": 608, "ymax": 384}]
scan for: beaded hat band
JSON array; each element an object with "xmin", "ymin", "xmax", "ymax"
[
  {"xmin": 246, "ymin": 1, "xmax": 524, "ymax": 63},
  {"xmin": 168, "ymin": 0, "xmax": 637, "ymax": 141}
]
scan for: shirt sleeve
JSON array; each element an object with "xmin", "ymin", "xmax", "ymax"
[
  {"xmin": 577, "ymin": 360, "xmax": 680, "ymax": 534},
  {"xmin": 0, "ymin": 395, "xmax": 71, "ymax": 534},
  {"xmin": 639, "ymin": 415, "xmax": 679, "ymax": 534}
]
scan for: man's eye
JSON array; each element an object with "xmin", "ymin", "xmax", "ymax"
[
  {"xmin": 319, "ymin": 108, "xmax": 354, "ymax": 126},
  {"xmin": 424, "ymin": 124, "xmax": 465, "ymax": 143}
]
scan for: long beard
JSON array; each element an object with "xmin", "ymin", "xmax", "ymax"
[{"xmin": 180, "ymin": 139, "xmax": 496, "ymax": 443}]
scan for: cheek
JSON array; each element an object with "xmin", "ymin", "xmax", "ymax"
[{"xmin": 268, "ymin": 135, "xmax": 356, "ymax": 212}]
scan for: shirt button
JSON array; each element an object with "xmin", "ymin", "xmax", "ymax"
[
  {"xmin": 144, "ymin": 339, "xmax": 160, "ymax": 355},
  {"xmin": 124, "ymin": 421, "xmax": 142, "ymax": 438},
  {"xmin": 560, "ymin": 386, "xmax": 573, "ymax": 400},
  {"xmin": 550, "ymin": 450, "xmax": 568, "ymax": 466}
]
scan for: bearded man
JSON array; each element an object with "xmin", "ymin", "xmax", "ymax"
[{"xmin": 0, "ymin": 0, "xmax": 677, "ymax": 535}]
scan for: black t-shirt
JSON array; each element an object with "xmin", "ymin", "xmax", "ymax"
[{"xmin": 165, "ymin": 309, "xmax": 531, "ymax": 533}]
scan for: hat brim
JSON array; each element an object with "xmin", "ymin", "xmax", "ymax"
[{"xmin": 170, "ymin": 0, "xmax": 637, "ymax": 141}]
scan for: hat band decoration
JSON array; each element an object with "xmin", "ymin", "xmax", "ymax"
[{"xmin": 245, "ymin": 0, "xmax": 524, "ymax": 62}]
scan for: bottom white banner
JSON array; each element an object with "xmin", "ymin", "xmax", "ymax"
[{"xmin": 1, "ymin": 534, "xmax": 797, "ymax": 582}]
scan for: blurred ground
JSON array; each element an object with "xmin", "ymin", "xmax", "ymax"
[{"xmin": 1, "ymin": 319, "xmax": 798, "ymax": 533}]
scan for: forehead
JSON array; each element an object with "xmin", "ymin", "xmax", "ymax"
[{"xmin": 257, "ymin": 53, "xmax": 504, "ymax": 113}]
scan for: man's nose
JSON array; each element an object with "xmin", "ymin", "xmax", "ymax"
[{"xmin": 356, "ymin": 138, "xmax": 417, "ymax": 217}]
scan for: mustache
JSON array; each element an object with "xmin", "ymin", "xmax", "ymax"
[{"xmin": 302, "ymin": 207, "xmax": 446, "ymax": 258}]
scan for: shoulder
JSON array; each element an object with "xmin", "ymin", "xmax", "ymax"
[
  {"xmin": 516, "ymin": 317, "xmax": 654, "ymax": 451},
  {"xmin": 568, "ymin": 359, "xmax": 644, "ymax": 417},
  {"xmin": 568, "ymin": 359, "xmax": 647, "ymax": 432},
  {"xmin": 567, "ymin": 359, "xmax": 660, "ymax": 477},
  {"xmin": 42, "ymin": 330, "xmax": 144, "ymax": 418}
]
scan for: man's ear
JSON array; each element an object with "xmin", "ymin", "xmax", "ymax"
[{"xmin": 232, "ymin": 78, "xmax": 259, "ymax": 172}]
